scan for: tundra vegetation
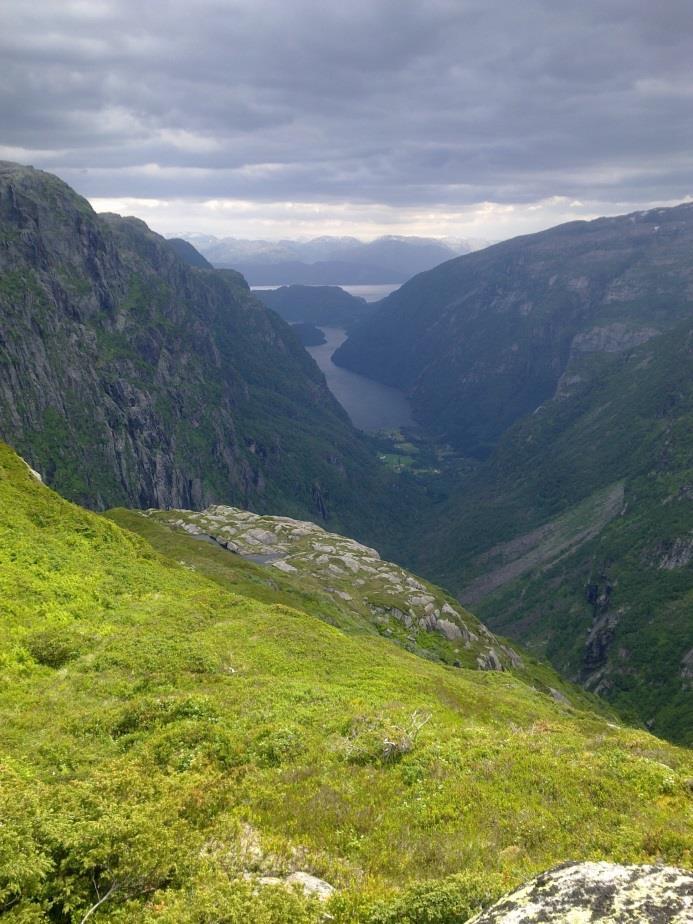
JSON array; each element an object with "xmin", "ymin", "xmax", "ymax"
[{"xmin": 1, "ymin": 444, "xmax": 691, "ymax": 922}]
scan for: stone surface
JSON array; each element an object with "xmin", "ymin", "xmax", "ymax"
[
  {"xmin": 468, "ymin": 861, "xmax": 693, "ymax": 923},
  {"xmin": 284, "ymin": 871, "xmax": 335, "ymax": 901},
  {"xmin": 143, "ymin": 504, "xmax": 526, "ymax": 673}
]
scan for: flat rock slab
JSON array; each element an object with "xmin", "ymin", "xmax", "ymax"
[{"xmin": 469, "ymin": 861, "xmax": 693, "ymax": 923}]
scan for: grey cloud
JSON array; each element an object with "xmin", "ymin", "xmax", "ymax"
[{"xmin": 1, "ymin": 0, "xmax": 693, "ymax": 211}]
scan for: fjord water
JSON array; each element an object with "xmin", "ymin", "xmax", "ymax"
[
  {"xmin": 250, "ymin": 282, "xmax": 412, "ymax": 431},
  {"xmin": 306, "ymin": 327, "xmax": 414, "ymax": 432}
]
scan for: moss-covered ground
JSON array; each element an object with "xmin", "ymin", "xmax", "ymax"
[{"xmin": 1, "ymin": 443, "xmax": 691, "ymax": 922}]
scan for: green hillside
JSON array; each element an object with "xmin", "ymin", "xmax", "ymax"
[
  {"xmin": 1, "ymin": 442, "xmax": 691, "ymax": 922},
  {"xmin": 411, "ymin": 321, "xmax": 693, "ymax": 745},
  {"xmin": 107, "ymin": 506, "xmax": 605, "ymax": 712},
  {"xmin": 329, "ymin": 200, "xmax": 693, "ymax": 745}
]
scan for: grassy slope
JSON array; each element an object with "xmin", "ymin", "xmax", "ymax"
[
  {"xmin": 1, "ymin": 443, "xmax": 691, "ymax": 923},
  {"xmin": 106, "ymin": 508, "xmax": 614, "ymax": 715}
]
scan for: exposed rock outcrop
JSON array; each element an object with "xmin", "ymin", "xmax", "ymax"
[
  {"xmin": 569, "ymin": 322, "xmax": 660, "ymax": 355},
  {"xmin": 656, "ymin": 537, "xmax": 693, "ymax": 571},
  {"xmin": 142, "ymin": 504, "xmax": 523, "ymax": 672},
  {"xmin": 682, "ymin": 648, "xmax": 693, "ymax": 691},
  {"xmin": 468, "ymin": 862, "xmax": 693, "ymax": 923}
]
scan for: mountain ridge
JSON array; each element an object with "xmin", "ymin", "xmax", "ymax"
[
  {"xmin": 0, "ymin": 161, "xmax": 405, "ymax": 538},
  {"xmin": 177, "ymin": 233, "xmax": 489, "ymax": 284},
  {"xmin": 334, "ymin": 201, "xmax": 693, "ymax": 456}
]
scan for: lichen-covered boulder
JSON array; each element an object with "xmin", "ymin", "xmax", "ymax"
[
  {"xmin": 285, "ymin": 871, "xmax": 335, "ymax": 901},
  {"xmin": 467, "ymin": 861, "xmax": 693, "ymax": 923}
]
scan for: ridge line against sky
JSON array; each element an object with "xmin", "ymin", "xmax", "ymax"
[{"xmin": 2, "ymin": 0, "xmax": 693, "ymax": 240}]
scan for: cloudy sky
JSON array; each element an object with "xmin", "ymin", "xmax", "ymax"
[{"xmin": 2, "ymin": 0, "xmax": 693, "ymax": 240}]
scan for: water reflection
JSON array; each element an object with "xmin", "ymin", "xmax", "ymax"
[{"xmin": 307, "ymin": 327, "xmax": 414, "ymax": 432}]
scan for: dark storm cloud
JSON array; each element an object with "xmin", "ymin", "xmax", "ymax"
[{"xmin": 2, "ymin": 0, "xmax": 693, "ymax": 209}]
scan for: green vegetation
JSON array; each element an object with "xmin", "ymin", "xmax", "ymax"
[
  {"xmin": 410, "ymin": 321, "xmax": 693, "ymax": 745},
  {"xmin": 329, "ymin": 199, "xmax": 693, "ymax": 744},
  {"xmin": 106, "ymin": 506, "xmax": 606, "ymax": 713},
  {"xmin": 1, "ymin": 443, "xmax": 691, "ymax": 922},
  {"xmin": 0, "ymin": 166, "xmax": 691, "ymax": 919}
]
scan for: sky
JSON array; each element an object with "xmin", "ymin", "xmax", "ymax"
[{"xmin": 2, "ymin": 0, "xmax": 693, "ymax": 241}]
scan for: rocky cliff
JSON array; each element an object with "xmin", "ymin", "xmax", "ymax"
[{"xmin": 0, "ymin": 162, "xmax": 394, "ymax": 531}]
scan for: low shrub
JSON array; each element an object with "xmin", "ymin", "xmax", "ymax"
[{"xmin": 25, "ymin": 627, "xmax": 82, "ymax": 668}]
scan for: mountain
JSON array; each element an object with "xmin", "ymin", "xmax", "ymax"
[
  {"xmin": 229, "ymin": 260, "xmax": 399, "ymax": 285},
  {"xmin": 176, "ymin": 233, "xmax": 488, "ymax": 284},
  {"xmin": 255, "ymin": 284, "xmax": 373, "ymax": 329},
  {"xmin": 410, "ymin": 320, "xmax": 693, "ymax": 745},
  {"xmin": 331, "ymin": 203, "xmax": 693, "ymax": 743},
  {"xmin": 0, "ymin": 161, "xmax": 401, "ymax": 535},
  {"xmin": 345, "ymin": 236, "xmax": 470, "ymax": 278},
  {"xmin": 2, "ymin": 441, "xmax": 691, "ymax": 921},
  {"xmin": 290, "ymin": 321, "xmax": 327, "ymax": 346},
  {"xmin": 334, "ymin": 204, "xmax": 693, "ymax": 456},
  {"xmin": 166, "ymin": 237, "xmax": 213, "ymax": 269}
]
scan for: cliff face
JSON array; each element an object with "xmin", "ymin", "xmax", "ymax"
[
  {"xmin": 0, "ymin": 162, "xmax": 385, "ymax": 526},
  {"xmin": 334, "ymin": 203, "xmax": 693, "ymax": 456}
]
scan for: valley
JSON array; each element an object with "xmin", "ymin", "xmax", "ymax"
[
  {"xmin": 0, "ymin": 162, "xmax": 690, "ymax": 922},
  {"xmin": 3, "ymin": 5, "xmax": 693, "ymax": 922},
  {"xmin": 333, "ymin": 207, "xmax": 693, "ymax": 745}
]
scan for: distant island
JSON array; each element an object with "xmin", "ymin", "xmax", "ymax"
[{"xmin": 255, "ymin": 284, "xmax": 373, "ymax": 329}]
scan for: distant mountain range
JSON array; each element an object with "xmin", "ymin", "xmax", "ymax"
[{"xmin": 174, "ymin": 233, "xmax": 490, "ymax": 284}]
